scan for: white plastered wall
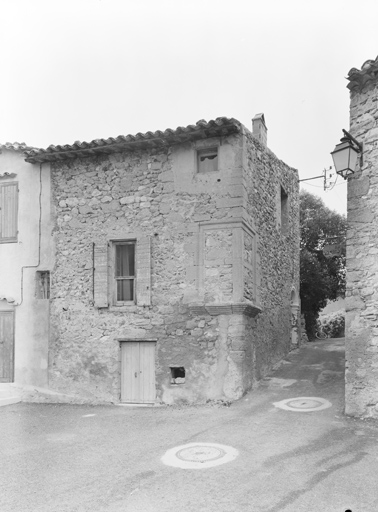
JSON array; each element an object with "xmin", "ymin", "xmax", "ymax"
[{"xmin": 0, "ymin": 149, "xmax": 53, "ymax": 387}]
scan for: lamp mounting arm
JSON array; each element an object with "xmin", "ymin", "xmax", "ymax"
[{"xmin": 342, "ymin": 129, "xmax": 363, "ymax": 152}]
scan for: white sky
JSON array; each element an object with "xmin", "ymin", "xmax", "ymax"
[{"xmin": 1, "ymin": 0, "xmax": 377, "ymax": 215}]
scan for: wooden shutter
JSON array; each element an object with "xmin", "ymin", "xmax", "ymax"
[
  {"xmin": 0, "ymin": 183, "xmax": 18, "ymax": 241},
  {"xmin": 0, "ymin": 311, "xmax": 14, "ymax": 382},
  {"xmin": 93, "ymin": 243, "xmax": 109, "ymax": 308},
  {"xmin": 136, "ymin": 236, "xmax": 151, "ymax": 306}
]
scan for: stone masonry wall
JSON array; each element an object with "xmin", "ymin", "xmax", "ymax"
[
  {"xmin": 48, "ymin": 127, "xmax": 299, "ymax": 404},
  {"xmin": 346, "ymin": 78, "xmax": 378, "ymax": 418},
  {"xmin": 243, "ymin": 230, "xmax": 255, "ymax": 302},
  {"xmin": 49, "ymin": 134, "xmax": 251, "ymax": 404},
  {"xmin": 243, "ymin": 130, "xmax": 300, "ymax": 381}
]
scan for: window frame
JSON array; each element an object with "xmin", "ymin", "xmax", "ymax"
[
  {"xmin": 0, "ymin": 181, "xmax": 18, "ymax": 243},
  {"xmin": 112, "ymin": 240, "xmax": 137, "ymax": 305},
  {"xmin": 197, "ymin": 147, "xmax": 219, "ymax": 173}
]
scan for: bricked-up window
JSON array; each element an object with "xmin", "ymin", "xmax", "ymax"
[
  {"xmin": 0, "ymin": 182, "xmax": 18, "ymax": 243},
  {"xmin": 114, "ymin": 242, "xmax": 136, "ymax": 303},
  {"xmin": 197, "ymin": 147, "xmax": 218, "ymax": 173},
  {"xmin": 36, "ymin": 271, "xmax": 50, "ymax": 299}
]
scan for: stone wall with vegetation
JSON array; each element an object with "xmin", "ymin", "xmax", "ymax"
[{"xmin": 48, "ymin": 127, "xmax": 299, "ymax": 404}]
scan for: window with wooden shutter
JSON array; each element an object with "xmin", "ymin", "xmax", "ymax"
[
  {"xmin": 106, "ymin": 237, "xmax": 151, "ymax": 307},
  {"xmin": 114, "ymin": 241, "xmax": 136, "ymax": 304},
  {"xmin": 0, "ymin": 182, "xmax": 18, "ymax": 242}
]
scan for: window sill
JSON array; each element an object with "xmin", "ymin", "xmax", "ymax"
[
  {"xmin": 109, "ymin": 304, "xmax": 136, "ymax": 312},
  {"xmin": 109, "ymin": 305, "xmax": 151, "ymax": 312},
  {"xmin": 0, "ymin": 239, "xmax": 18, "ymax": 244}
]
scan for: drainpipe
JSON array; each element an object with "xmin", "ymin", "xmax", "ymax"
[{"xmin": 17, "ymin": 163, "xmax": 43, "ymax": 306}]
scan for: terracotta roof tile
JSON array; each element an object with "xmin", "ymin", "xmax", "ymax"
[
  {"xmin": 24, "ymin": 117, "xmax": 243, "ymax": 164},
  {"xmin": 0, "ymin": 142, "xmax": 37, "ymax": 152}
]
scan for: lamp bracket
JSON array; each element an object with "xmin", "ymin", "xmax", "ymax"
[{"xmin": 342, "ymin": 129, "xmax": 363, "ymax": 152}]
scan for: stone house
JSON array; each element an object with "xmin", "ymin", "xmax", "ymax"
[
  {"xmin": 0, "ymin": 143, "xmax": 53, "ymax": 393},
  {"xmin": 344, "ymin": 58, "xmax": 378, "ymax": 418},
  {"xmin": 20, "ymin": 115, "xmax": 299, "ymax": 405}
]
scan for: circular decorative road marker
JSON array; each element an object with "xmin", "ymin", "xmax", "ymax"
[
  {"xmin": 273, "ymin": 397, "xmax": 332, "ymax": 412},
  {"xmin": 161, "ymin": 442, "xmax": 239, "ymax": 469}
]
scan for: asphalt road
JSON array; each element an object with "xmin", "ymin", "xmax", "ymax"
[{"xmin": 1, "ymin": 338, "xmax": 378, "ymax": 512}]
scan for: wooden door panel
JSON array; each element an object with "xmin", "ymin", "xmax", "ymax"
[
  {"xmin": 140, "ymin": 342, "xmax": 156, "ymax": 402},
  {"xmin": 0, "ymin": 312, "xmax": 14, "ymax": 383},
  {"xmin": 120, "ymin": 341, "xmax": 155, "ymax": 403},
  {"xmin": 121, "ymin": 341, "xmax": 140, "ymax": 402}
]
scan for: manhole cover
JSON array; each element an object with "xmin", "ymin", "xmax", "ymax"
[
  {"xmin": 287, "ymin": 398, "xmax": 323, "ymax": 409},
  {"xmin": 161, "ymin": 442, "xmax": 238, "ymax": 469},
  {"xmin": 176, "ymin": 445, "xmax": 226, "ymax": 462},
  {"xmin": 273, "ymin": 396, "xmax": 332, "ymax": 412}
]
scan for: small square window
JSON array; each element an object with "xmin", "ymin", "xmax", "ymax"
[
  {"xmin": 170, "ymin": 366, "xmax": 185, "ymax": 384},
  {"xmin": 114, "ymin": 242, "xmax": 136, "ymax": 304},
  {"xmin": 197, "ymin": 148, "xmax": 218, "ymax": 173},
  {"xmin": 36, "ymin": 271, "xmax": 50, "ymax": 299}
]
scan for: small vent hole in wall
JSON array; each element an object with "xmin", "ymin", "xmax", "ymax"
[
  {"xmin": 170, "ymin": 366, "xmax": 185, "ymax": 384},
  {"xmin": 36, "ymin": 271, "xmax": 50, "ymax": 299}
]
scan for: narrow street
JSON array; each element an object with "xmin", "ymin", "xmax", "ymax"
[{"xmin": 1, "ymin": 338, "xmax": 378, "ymax": 512}]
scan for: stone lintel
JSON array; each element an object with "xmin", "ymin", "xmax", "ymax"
[{"xmin": 188, "ymin": 302, "xmax": 262, "ymax": 318}]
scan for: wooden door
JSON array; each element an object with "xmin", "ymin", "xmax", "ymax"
[
  {"xmin": 0, "ymin": 312, "xmax": 14, "ymax": 382},
  {"xmin": 121, "ymin": 341, "xmax": 156, "ymax": 403}
]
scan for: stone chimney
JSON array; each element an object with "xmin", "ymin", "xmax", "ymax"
[{"xmin": 252, "ymin": 113, "xmax": 267, "ymax": 147}]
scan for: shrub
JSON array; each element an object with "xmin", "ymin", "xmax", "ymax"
[{"xmin": 316, "ymin": 311, "xmax": 345, "ymax": 338}]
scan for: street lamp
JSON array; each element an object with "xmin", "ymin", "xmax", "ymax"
[{"xmin": 331, "ymin": 129, "xmax": 363, "ymax": 179}]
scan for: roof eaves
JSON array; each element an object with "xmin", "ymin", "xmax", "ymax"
[{"xmin": 24, "ymin": 117, "xmax": 243, "ymax": 164}]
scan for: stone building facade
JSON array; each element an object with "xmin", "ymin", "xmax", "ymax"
[
  {"xmin": 345, "ymin": 58, "xmax": 378, "ymax": 418},
  {"xmin": 25, "ymin": 116, "xmax": 300, "ymax": 405}
]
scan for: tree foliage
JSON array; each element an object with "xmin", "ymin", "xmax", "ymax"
[{"xmin": 300, "ymin": 191, "xmax": 347, "ymax": 337}]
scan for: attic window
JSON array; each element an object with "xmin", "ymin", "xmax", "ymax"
[
  {"xmin": 170, "ymin": 366, "xmax": 185, "ymax": 384},
  {"xmin": 197, "ymin": 148, "xmax": 218, "ymax": 173}
]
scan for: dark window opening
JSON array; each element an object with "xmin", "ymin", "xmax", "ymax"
[
  {"xmin": 197, "ymin": 148, "xmax": 218, "ymax": 173},
  {"xmin": 115, "ymin": 242, "xmax": 135, "ymax": 303},
  {"xmin": 36, "ymin": 271, "xmax": 50, "ymax": 299},
  {"xmin": 170, "ymin": 366, "xmax": 185, "ymax": 384},
  {"xmin": 280, "ymin": 187, "xmax": 289, "ymax": 234}
]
